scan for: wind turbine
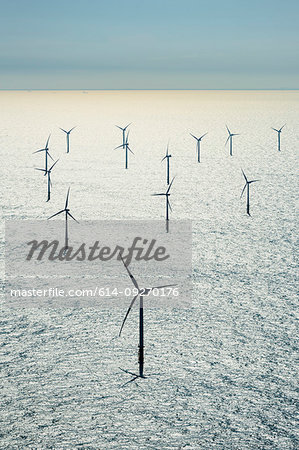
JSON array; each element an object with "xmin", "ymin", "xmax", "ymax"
[
  {"xmin": 115, "ymin": 123, "xmax": 131, "ymax": 153},
  {"xmin": 33, "ymin": 135, "xmax": 53, "ymax": 174},
  {"xmin": 60, "ymin": 127, "xmax": 76, "ymax": 153},
  {"xmin": 48, "ymin": 187, "xmax": 79, "ymax": 249},
  {"xmin": 240, "ymin": 169, "xmax": 259, "ymax": 216},
  {"xmin": 190, "ymin": 132, "xmax": 208, "ymax": 163},
  {"xmin": 161, "ymin": 144, "xmax": 172, "ymax": 184},
  {"xmin": 118, "ymin": 254, "xmax": 176, "ymax": 384},
  {"xmin": 271, "ymin": 125, "xmax": 285, "ymax": 152},
  {"xmin": 225, "ymin": 125, "xmax": 240, "ymax": 156},
  {"xmin": 115, "ymin": 130, "xmax": 134, "ymax": 169},
  {"xmin": 35, "ymin": 159, "xmax": 59, "ymax": 202},
  {"xmin": 152, "ymin": 177, "xmax": 175, "ymax": 232}
]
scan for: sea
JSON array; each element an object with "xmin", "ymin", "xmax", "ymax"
[{"xmin": 0, "ymin": 90, "xmax": 298, "ymax": 449}]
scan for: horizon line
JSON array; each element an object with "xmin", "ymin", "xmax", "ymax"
[{"xmin": 0, "ymin": 88, "xmax": 298, "ymax": 92}]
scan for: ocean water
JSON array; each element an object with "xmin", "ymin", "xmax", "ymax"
[{"xmin": 0, "ymin": 90, "xmax": 298, "ymax": 449}]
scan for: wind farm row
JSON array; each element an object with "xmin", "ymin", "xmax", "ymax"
[{"xmin": 33, "ymin": 122, "xmax": 286, "ymax": 218}]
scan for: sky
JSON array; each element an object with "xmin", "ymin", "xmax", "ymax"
[{"xmin": 0, "ymin": 0, "xmax": 298, "ymax": 89}]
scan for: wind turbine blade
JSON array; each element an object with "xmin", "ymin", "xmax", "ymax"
[
  {"xmin": 48, "ymin": 210, "xmax": 65, "ymax": 220},
  {"xmin": 199, "ymin": 132, "xmax": 208, "ymax": 140},
  {"xmin": 226, "ymin": 125, "xmax": 231, "ymax": 135},
  {"xmin": 271, "ymin": 128, "xmax": 279, "ymax": 132},
  {"xmin": 190, "ymin": 133, "xmax": 198, "ymax": 141},
  {"xmin": 166, "ymin": 177, "xmax": 175, "ymax": 194},
  {"xmin": 225, "ymin": 135, "xmax": 230, "ymax": 146},
  {"xmin": 124, "ymin": 123, "xmax": 132, "ymax": 131},
  {"xmin": 48, "ymin": 151, "xmax": 54, "ymax": 161},
  {"xmin": 241, "ymin": 168, "xmax": 248, "ymax": 183},
  {"xmin": 150, "ymin": 283, "xmax": 178, "ymax": 290},
  {"xmin": 119, "ymin": 294, "xmax": 139, "ymax": 336},
  {"xmin": 279, "ymin": 124, "xmax": 286, "ymax": 132},
  {"xmin": 114, "ymin": 144, "xmax": 124, "ymax": 150},
  {"xmin": 59, "ymin": 128, "xmax": 68, "ymax": 134},
  {"xmin": 67, "ymin": 212, "xmax": 79, "ymax": 223},
  {"xmin": 249, "ymin": 179, "xmax": 260, "ymax": 183},
  {"xmin": 119, "ymin": 368, "xmax": 139, "ymax": 377},
  {"xmin": 33, "ymin": 148, "xmax": 46, "ymax": 154},
  {"xmin": 151, "ymin": 193, "xmax": 165, "ymax": 196},
  {"xmin": 121, "ymin": 375, "xmax": 139, "ymax": 386},
  {"xmin": 167, "ymin": 198, "xmax": 172, "ymax": 212},
  {"xmin": 128, "ymin": 146, "xmax": 134, "ymax": 155},
  {"xmin": 45, "ymin": 134, "xmax": 51, "ymax": 148},
  {"xmin": 49, "ymin": 159, "xmax": 59, "ymax": 171},
  {"xmin": 69, "ymin": 126, "xmax": 77, "ymax": 133},
  {"xmin": 35, "ymin": 168, "xmax": 46, "ymax": 172},
  {"xmin": 65, "ymin": 187, "xmax": 70, "ymax": 209},
  {"xmin": 240, "ymin": 184, "xmax": 247, "ymax": 198},
  {"xmin": 119, "ymin": 253, "xmax": 139, "ymax": 289},
  {"xmin": 161, "ymin": 155, "xmax": 167, "ymax": 162}
]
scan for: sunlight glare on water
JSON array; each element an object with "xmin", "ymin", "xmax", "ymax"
[{"xmin": 0, "ymin": 90, "xmax": 298, "ymax": 449}]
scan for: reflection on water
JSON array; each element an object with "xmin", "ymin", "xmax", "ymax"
[{"xmin": 0, "ymin": 90, "xmax": 298, "ymax": 448}]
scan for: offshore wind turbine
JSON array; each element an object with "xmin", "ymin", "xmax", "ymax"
[
  {"xmin": 60, "ymin": 127, "xmax": 76, "ymax": 153},
  {"xmin": 225, "ymin": 125, "xmax": 240, "ymax": 156},
  {"xmin": 241, "ymin": 169, "xmax": 259, "ymax": 216},
  {"xmin": 271, "ymin": 125, "xmax": 285, "ymax": 152},
  {"xmin": 161, "ymin": 144, "xmax": 172, "ymax": 184},
  {"xmin": 118, "ymin": 254, "xmax": 176, "ymax": 385},
  {"xmin": 33, "ymin": 135, "xmax": 53, "ymax": 174},
  {"xmin": 152, "ymin": 177, "xmax": 175, "ymax": 232},
  {"xmin": 35, "ymin": 159, "xmax": 59, "ymax": 202},
  {"xmin": 115, "ymin": 130, "xmax": 134, "ymax": 169},
  {"xmin": 48, "ymin": 187, "xmax": 79, "ymax": 249},
  {"xmin": 116, "ymin": 123, "xmax": 131, "ymax": 153},
  {"xmin": 190, "ymin": 132, "xmax": 208, "ymax": 163}
]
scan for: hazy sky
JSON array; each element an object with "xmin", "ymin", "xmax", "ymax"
[{"xmin": 0, "ymin": 0, "xmax": 298, "ymax": 89}]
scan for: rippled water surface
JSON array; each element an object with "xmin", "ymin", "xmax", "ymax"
[{"xmin": 0, "ymin": 91, "xmax": 298, "ymax": 449}]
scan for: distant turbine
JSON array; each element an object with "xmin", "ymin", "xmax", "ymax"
[
  {"xmin": 152, "ymin": 177, "xmax": 175, "ymax": 232},
  {"xmin": 33, "ymin": 135, "xmax": 53, "ymax": 174},
  {"xmin": 161, "ymin": 144, "xmax": 172, "ymax": 184},
  {"xmin": 118, "ymin": 254, "xmax": 176, "ymax": 384},
  {"xmin": 225, "ymin": 125, "xmax": 240, "ymax": 156},
  {"xmin": 116, "ymin": 123, "xmax": 131, "ymax": 154},
  {"xmin": 35, "ymin": 159, "xmax": 59, "ymax": 202},
  {"xmin": 190, "ymin": 132, "xmax": 208, "ymax": 163},
  {"xmin": 240, "ymin": 169, "xmax": 259, "ymax": 216},
  {"xmin": 115, "ymin": 130, "xmax": 134, "ymax": 169},
  {"xmin": 271, "ymin": 125, "xmax": 285, "ymax": 152},
  {"xmin": 60, "ymin": 127, "xmax": 76, "ymax": 153},
  {"xmin": 48, "ymin": 187, "xmax": 79, "ymax": 249}
]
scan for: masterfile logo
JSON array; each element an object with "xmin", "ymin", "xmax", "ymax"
[{"xmin": 26, "ymin": 237, "xmax": 170, "ymax": 264}]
